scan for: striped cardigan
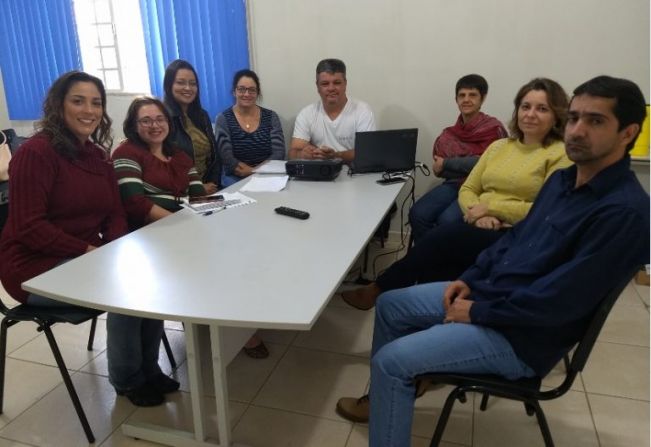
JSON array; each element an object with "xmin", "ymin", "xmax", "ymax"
[{"xmin": 112, "ymin": 140, "xmax": 205, "ymax": 229}]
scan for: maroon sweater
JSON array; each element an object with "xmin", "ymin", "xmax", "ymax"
[{"xmin": 0, "ymin": 134, "xmax": 127, "ymax": 303}]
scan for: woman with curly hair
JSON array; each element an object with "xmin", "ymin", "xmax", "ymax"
[{"xmin": 0, "ymin": 70, "xmax": 127, "ymax": 308}]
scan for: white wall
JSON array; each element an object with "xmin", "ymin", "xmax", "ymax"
[
  {"xmin": 0, "ymin": 0, "xmax": 648, "ymax": 189},
  {"xmin": 247, "ymin": 0, "xmax": 650, "ymax": 195}
]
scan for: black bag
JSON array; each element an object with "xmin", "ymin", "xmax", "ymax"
[{"xmin": 0, "ymin": 129, "xmax": 27, "ymax": 230}]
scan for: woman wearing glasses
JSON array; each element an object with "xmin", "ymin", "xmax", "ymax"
[
  {"xmin": 109, "ymin": 97, "xmax": 205, "ymax": 406},
  {"xmin": 164, "ymin": 59, "xmax": 222, "ymax": 194},
  {"xmin": 215, "ymin": 69, "xmax": 286, "ymax": 187},
  {"xmin": 113, "ymin": 96, "xmax": 206, "ymax": 227}
]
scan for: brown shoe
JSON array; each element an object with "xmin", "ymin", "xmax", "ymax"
[
  {"xmin": 242, "ymin": 341, "xmax": 269, "ymax": 359},
  {"xmin": 336, "ymin": 395, "xmax": 369, "ymax": 423},
  {"xmin": 341, "ymin": 283, "xmax": 382, "ymax": 311}
]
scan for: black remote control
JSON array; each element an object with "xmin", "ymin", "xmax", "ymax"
[{"xmin": 275, "ymin": 206, "xmax": 310, "ymax": 220}]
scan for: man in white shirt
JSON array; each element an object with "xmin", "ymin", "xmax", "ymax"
[{"xmin": 289, "ymin": 58, "xmax": 376, "ymax": 163}]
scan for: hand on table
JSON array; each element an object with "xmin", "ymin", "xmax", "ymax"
[
  {"xmin": 300, "ymin": 145, "xmax": 318, "ymax": 159},
  {"xmin": 203, "ymin": 182, "xmax": 218, "ymax": 195},
  {"xmin": 314, "ymin": 146, "xmax": 336, "ymax": 160},
  {"xmin": 234, "ymin": 162, "xmax": 254, "ymax": 177}
]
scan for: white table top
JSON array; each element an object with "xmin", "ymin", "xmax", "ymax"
[{"xmin": 23, "ymin": 170, "xmax": 405, "ymax": 330}]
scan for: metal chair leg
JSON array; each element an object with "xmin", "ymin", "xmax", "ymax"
[
  {"xmin": 87, "ymin": 317, "xmax": 97, "ymax": 351},
  {"xmin": 0, "ymin": 318, "xmax": 10, "ymax": 414},
  {"xmin": 480, "ymin": 393, "xmax": 489, "ymax": 411},
  {"xmin": 524, "ymin": 401, "xmax": 536, "ymax": 416},
  {"xmin": 162, "ymin": 331, "xmax": 176, "ymax": 369},
  {"xmin": 430, "ymin": 388, "xmax": 462, "ymax": 447},
  {"xmin": 529, "ymin": 400, "xmax": 554, "ymax": 447},
  {"xmin": 42, "ymin": 324, "xmax": 95, "ymax": 443}
]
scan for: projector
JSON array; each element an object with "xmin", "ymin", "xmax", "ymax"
[{"xmin": 285, "ymin": 159, "xmax": 343, "ymax": 180}]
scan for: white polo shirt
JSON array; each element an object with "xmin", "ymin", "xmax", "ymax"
[{"xmin": 292, "ymin": 97, "xmax": 376, "ymax": 152}]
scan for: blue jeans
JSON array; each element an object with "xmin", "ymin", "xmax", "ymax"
[
  {"xmin": 107, "ymin": 313, "xmax": 164, "ymax": 391},
  {"xmin": 409, "ymin": 181, "xmax": 463, "ymax": 242},
  {"xmin": 368, "ymin": 283, "xmax": 535, "ymax": 447}
]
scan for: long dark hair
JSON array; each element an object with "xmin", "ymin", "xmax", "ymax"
[
  {"xmin": 36, "ymin": 71, "xmax": 113, "ymax": 159},
  {"xmin": 123, "ymin": 96, "xmax": 175, "ymax": 157},
  {"xmin": 163, "ymin": 59, "xmax": 206, "ymax": 128},
  {"xmin": 508, "ymin": 78, "xmax": 568, "ymax": 147}
]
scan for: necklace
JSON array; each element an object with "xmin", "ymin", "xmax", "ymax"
[{"xmin": 235, "ymin": 106, "xmax": 259, "ymax": 130}]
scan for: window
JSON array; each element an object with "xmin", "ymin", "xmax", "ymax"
[
  {"xmin": 0, "ymin": 0, "xmax": 81, "ymax": 120},
  {"xmin": 73, "ymin": 0, "xmax": 151, "ymax": 93},
  {"xmin": 0, "ymin": 0, "xmax": 248, "ymax": 120}
]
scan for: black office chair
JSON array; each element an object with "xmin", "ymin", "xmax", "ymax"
[
  {"xmin": 0, "ymin": 300, "xmax": 179, "ymax": 443},
  {"xmin": 416, "ymin": 267, "xmax": 638, "ymax": 447},
  {"xmin": 0, "ymin": 299, "xmax": 102, "ymax": 443}
]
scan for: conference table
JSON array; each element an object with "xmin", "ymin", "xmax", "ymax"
[{"xmin": 23, "ymin": 167, "xmax": 407, "ymax": 446}]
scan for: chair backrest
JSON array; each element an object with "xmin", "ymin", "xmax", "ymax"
[
  {"xmin": 569, "ymin": 266, "xmax": 640, "ymax": 372},
  {"xmin": 0, "ymin": 297, "xmax": 11, "ymax": 316},
  {"xmin": 1, "ymin": 129, "xmax": 27, "ymax": 153},
  {"xmin": 1, "ymin": 128, "xmax": 27, "ymax": 226}
]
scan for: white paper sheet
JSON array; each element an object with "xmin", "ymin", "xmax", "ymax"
[
  {"xmin": 240, "ymin": 175, "xmax": 289, "ymax": 192},
  {"xmin": 252, "ymin": 160, "xmax": 287, "ymax": 174}
]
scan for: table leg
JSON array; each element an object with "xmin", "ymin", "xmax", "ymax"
[
  {"xmin": 186, "ymin": 323, "xmax": 207, "ymax": 440},
  {"xmin": 121, "ymin": 322, "xmax": 219, "ymax": 446},
  {"xmin": 210, "ymin": 324, "xmax": 232, "ymax": 446},
  {"xmin": 121, "ymin": 323, "xmax": 252, "ymax": 446}
]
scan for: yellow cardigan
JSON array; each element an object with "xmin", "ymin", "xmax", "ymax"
[{"xmin": 458, "ymin": 138, "xmax": 571, "ymax": 225}]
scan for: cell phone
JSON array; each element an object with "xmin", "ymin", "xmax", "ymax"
[
  {"xmin": 376, "ymin": 177, "xmax": 406, "ymax": 185},
  {"xmin": 189, "ymin": 194, "xmax": 224, "ymax": 204}
]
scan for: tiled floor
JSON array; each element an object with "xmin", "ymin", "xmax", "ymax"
[{"xmin": 0, "ymin": 240, "xmax": 648, "ymax": 447}]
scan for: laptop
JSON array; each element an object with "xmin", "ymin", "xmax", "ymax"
[{"xmin": 352, "ymin": 128, "xmax": 418, "ymax": 174}]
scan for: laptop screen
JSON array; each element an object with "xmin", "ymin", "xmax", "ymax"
[{"xmin": 352, "ymin": 128, "xmax": 418, "ymax": 173}]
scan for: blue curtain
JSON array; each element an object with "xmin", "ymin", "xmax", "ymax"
[
  {"xmin": 140, "ymin": 0, "xmax": 249, "ymax": 120},
  {"xmin": 0, "ymin": 0, "xmax": 81, "ymax": 120}
]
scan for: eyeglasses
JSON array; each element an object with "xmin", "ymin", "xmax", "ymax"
[
  {"xmin": 137, "ymin": 117, "xmax": 168, "ymax": 127},
  {"xmin": 174, "ymin": 80, "xmax": 198, "ymax": 88},
  {"xmin": 235, "ymin": 86, "xmax": 258, "ymax": 95}
]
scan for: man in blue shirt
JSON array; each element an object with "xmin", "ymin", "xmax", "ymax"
[{"xmin": 336, "ymin": 76, "xmax": 650, "ymax": 447}]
